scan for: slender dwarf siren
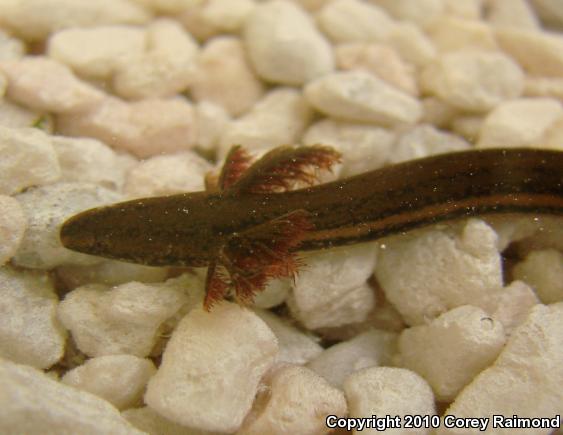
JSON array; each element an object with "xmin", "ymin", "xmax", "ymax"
[{"xmin": 60, "ymin": 146, "xmax": 563, "ymax": 309}]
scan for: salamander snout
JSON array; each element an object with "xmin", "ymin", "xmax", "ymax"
[{"xmin": 60, "ymin": 212, "xmax": 103, "ymax": 255}]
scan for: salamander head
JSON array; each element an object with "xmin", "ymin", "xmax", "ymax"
[{"xmin": 60, "ymin": 193, "xmax": 225, "ymax": 267}]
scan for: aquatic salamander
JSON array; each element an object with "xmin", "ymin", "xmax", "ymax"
[{"xmin": 60, "ymin": 146, "xmax": 563, "ymax": 309}]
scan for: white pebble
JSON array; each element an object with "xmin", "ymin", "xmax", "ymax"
[
  {"xmin": 178, "ymin": 0, "xmax": 255, "ymax": 41},
  {"xmin": 113, "ymin": 19, "xmax": 198, "ymax": 99},
  {"xmin": 238, "ymin": 364, "xmax": 347, "ymax": 435},
  {"xmin": 190, "ymin": 36, "xmax": 264, "ymax": 116},
  {"xmin": 0, "ymin": 196, "xmax": 25, "ymax": 265},
  {"xmin": 0, "ymin": 266, "xmax": 66, "ymax": 369},
  {"xmin": 56, "ymin": 260, "xmax": 168, "ymax": 288},
  {"xmin": 531, "ymin": 0, "xmax": 563, "ymax": 29},
  {"xmin": 335, "ymin": 42, "xmax": 418, "ymax": 96},
  {"xmin": 58, "ymin": 96, "xmax": 197, "ymax": 158},
  {"xmin": 134, "ymin": 0, "xmax": 200, "ymax": 14},
  {"xmin": 486, "ymin": 0, "xmax": 540, "ymax": 29},
  {"xmin": 0, "ymin": 0, "xmax": 150, "ymax": 42},
  {"xmin": 513, "ymin": 249, "xmax": 563, "ymax": 304},
  {"xmin": 14, "ymin": 182, "xmax": 121, "ymax": 268},
  {"xmin": 386, "ymin": 22, "xmax": 437, "ymax": 67},
  {"xmin": 194, "ymin": 100, "xmax": 230, "ymax": 152},
  {"xmin": 123, "ymin": 406, "xmax": 213, "ymax": 435},
  {"xmin": 47, "ymin": 26, "xmax": 146, "ymax": 79},
  {"xmin": 397, "ymin": 305, "xmax": 505, "ymax": 402},
  {"xmin": 427, "ymin": 17, "xmax": 498, "ymax": 52},
  {"xmin": 308, "ymin": 329, "xmax": 397, "ymax": 388},
  {"xmin": 52, "ymin": 136, "xmax": 133, "ymax": 191},
  {"xmin": 0, "ymin": 100, "xmax": 48, "ymax": 129},
  {"xmin": 303, "ymin": 118, "xmax": 395, "ymax": 176},
  {"xmin": 255, "ymin": 310, "xmax": 323, "ymax": 365},
  {"xmin": 524, "ymin": 76, "xmax": 563, "ymax": 101},
  {"xmin": 253, "ymin": 278, "xmax": 291, "ymax": 309},
  {"xmin": 219, "ymin": 87, "xmax": 313, "ymax": 156},
  {"xmin": 420, "ymin": 97, "xmax": 460, "ymax": 128},
  {"xmin": 178, "ymin": 4, "xmax": 223, "ymax": 42},
  {"xmin": 450, "ymin": 114, "xmax": 484, "ymax": 142},
  {"xmin": 538, "ymin": 113, "xmax": 563, "ymax": 147},
  {"xmin": 369, "ymin": 0, "xmax": 444, "ymax": 27},
  {"xmin": 344, "ymin": 367, "xmax": 436, "ymax": 435},
  {"xmin": 485, "ymin": 215, "xmax": 560, "ymax": 252},
  {"xmin": 388, "ymin": 124, "xmax": 471, "ymax": 164},
  {"xmin": 477, "ymin": 97, "xmax": 563, "ymax": 148},
  {"xmin": 145, "ymin": 303, "xmax": 278, "ymax": 433},
  {"xmin": 58, "ymin": 278, "xmax": 189, "ymax": 357},
  {"xmin": 0, "ymin": 358, "xmax": 144, "ymax": 434},
  {"xmin": 541, "ymin": 121, "xmax": 563, "ymax": 151},
  {"xmin": 244, "ymin": 0, "xmax": 334, "ymax": 85},
  {"xmin": 0, "ymin": 71, "xmax": 5, "ymax": 97},
  {"xmin": 442, "ymin": 0, "xmax": 483, "ymax": 20},
  {"xmin": 421, "ymin": 50, "xmax": 524, "ymax": 112},
  {"xmin": 317, "ymin": 0, "xmax": 395, "ymax": 43},
  {"xmin": 304, "ymin": 70, "xmax": 422, "ymax": 126},
  {"xmin": 0, "ymin": 29, "xmax": 25, "ymax": 61},
  {"xmin": 375, "ymin": 219, "xmax": 503, "ymax": 326},
  {"xmin": 496, "ymin": 27, "xmax": 563, "ymax": 77},
  {"xmin": 0, "ymin": 56, "xmax": 105, "ymax": 113},
  {"xmin": 287, "ymin": 0, "xmax": 330, "ymax": 11},
  {"xmin": 514, "ymin": 216, "xmax": 563, "ymax": 254},
  {"xmin": 288, "ymin": 243, "xmax": 377, "ymax": 330},
  {"xmin": 153, "ymin": 273, "xmax": 208, "ymax": 334},
  {"xmin": 353, "ymin": 299, "xmax": 406, "ymax": 336},
  {"xmin": 199, "ymin": 0, "xmax": 256, "ymax": 33},
  {"xmin": 472, "ymin": 280, "xmax": 539, "ymax": 336},
  {"xmin": 124, "ymin": 151, "xmax": 211, "ymax": 198},
  {"xmin": 62, "ymin": 355, "xmax": 156, "ymax": 410},
  {"xmin": 0, "ymin": 126, "xmax": 60, "ymax": 195},
  {"xmin": 436, "ymin": 303, "xmax": 563, "ymax": 434}
]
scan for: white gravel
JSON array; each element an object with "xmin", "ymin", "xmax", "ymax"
[{"xmin": 1, "ymin": 1, "xmax": 562, "ymax": 433}]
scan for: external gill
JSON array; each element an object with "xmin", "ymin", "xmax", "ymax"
[{"xmin": 202, "ymin": 144, "xmax": 341, "ymax": 310}]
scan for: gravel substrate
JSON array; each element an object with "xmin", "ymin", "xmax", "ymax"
[{"xmin": 0, "ymin": 1, "xmax": 562, "ymax": 434}]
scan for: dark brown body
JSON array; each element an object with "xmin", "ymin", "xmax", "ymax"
[{"xmin": 60, "ymin": 148, "xmax": 563, "ymax": 267}]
